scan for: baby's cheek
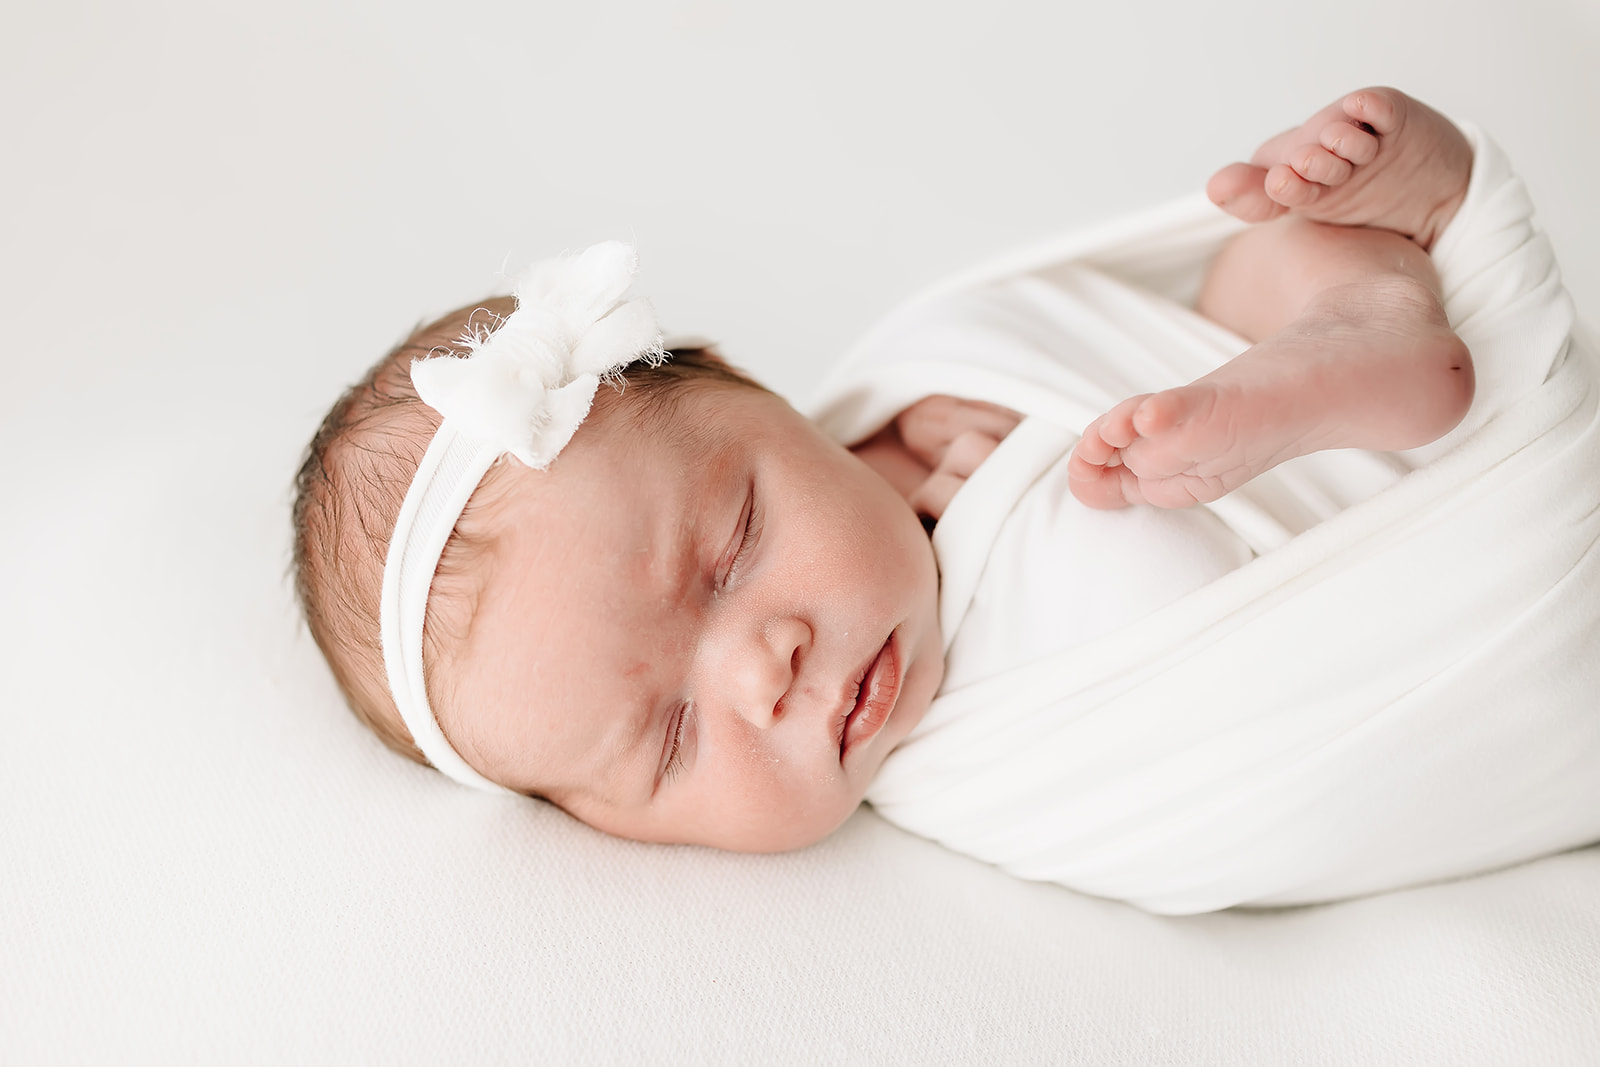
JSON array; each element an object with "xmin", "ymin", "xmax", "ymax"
[{"xmin": 698, "ymin": 744, "xmax": 856, "ymax": 853}]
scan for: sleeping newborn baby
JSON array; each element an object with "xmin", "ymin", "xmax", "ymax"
[{"xmin": 294, "ymin": 88, "xmax": 1600, "ymax": 912}]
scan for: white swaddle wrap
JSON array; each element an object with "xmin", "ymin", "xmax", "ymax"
[{"xmin": 811, "ymin": 124, "xmax": 1600, "ymax": 914}]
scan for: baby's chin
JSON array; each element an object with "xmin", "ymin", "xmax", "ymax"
[{"xmin": 697, "ymin": 813, "xmax": 859, "ymax": 854}]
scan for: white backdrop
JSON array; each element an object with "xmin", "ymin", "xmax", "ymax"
[{"xmin": 4, "ymin": 1, "xmax": 1598, "ymax": 1062}]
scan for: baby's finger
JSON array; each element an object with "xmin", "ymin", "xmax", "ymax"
[
  {"xmin": 909, "ymin": 430, "xmax": 1005, "ymax": 521},
  {"xmin": 897, "ymin": 395, "xmax": 1021, "ymax": 468},
  {"xmin": 895, "ymin": 395, "xmax": 968, "ymax": 465},
  {"xmin": 908, "ymin": 471, "xmax": 966, "ymax": 522},
  {"xmin": 958, "ymin": 399, "xmax": 1024, "ymax": 441},
  {"xmin": 933, "ymin": 429, "xmax": 1003, "ymax": 481}
]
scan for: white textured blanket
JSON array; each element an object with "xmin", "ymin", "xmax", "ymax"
[{"xmin": 812, "ymin": 125, "xmax": 1600, "ymax": 914}]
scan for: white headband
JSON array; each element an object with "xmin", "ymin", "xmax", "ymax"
[{"xmin": 379, "ymin": 241, "xmax": 664, "ymax": 793}]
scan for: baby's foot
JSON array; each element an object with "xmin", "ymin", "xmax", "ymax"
[
  {"xmin": 1068, "ymin": 274, "xmax": 1472, "ymax": 509},
  {"xmin": 1206, "ymin": 87, "xmax": 1471, "ymax": 250}
]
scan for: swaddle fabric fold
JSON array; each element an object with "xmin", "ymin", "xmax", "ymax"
[{"xmin": 812, "ymin": 125, "xmax": 1600, "ymax": 914}]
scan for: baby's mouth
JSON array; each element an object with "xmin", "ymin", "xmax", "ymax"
[{"xmin": 838, "ymin": 632, "xmax": 902, "ymax": 764}]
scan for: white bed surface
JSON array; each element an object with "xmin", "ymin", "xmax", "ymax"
[{"xmin": 4, "ymin": 301, "xmax": 1597, "ymax": 1064}]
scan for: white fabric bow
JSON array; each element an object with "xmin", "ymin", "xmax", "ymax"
[{"xmin": 409, "ymin": 240, "xmax": 665, "ymax": 467}]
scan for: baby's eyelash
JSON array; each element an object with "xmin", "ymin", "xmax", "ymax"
[
  {"xmin": 728, "ymin": 486, "xmax": 762, "ymax": 581},
  {"xmin": 663, "ymin": 703, "xmax": 689, "ymax": 782}
]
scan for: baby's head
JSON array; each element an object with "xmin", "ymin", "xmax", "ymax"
[{"xmin": 293, "ymin": 247, "xmax": 942, "ymax": 852}]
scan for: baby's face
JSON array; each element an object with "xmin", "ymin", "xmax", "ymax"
[{"xmin": 435, "ymin": 382, "xmax": 943, "ymax": 851}]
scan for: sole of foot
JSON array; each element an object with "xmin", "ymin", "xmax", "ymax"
[{"xmin": 1068, "ymin": 275, "xmax": 1472, "ymax": 509}]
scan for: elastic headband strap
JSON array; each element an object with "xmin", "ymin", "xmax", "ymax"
[{"xmin": 379, "ymin": 421, "xmax": 518, "ymax": 795}]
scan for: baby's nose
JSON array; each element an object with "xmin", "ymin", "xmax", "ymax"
[{"xmin": 725, "ymin": 617, "xmax": 809, "ymax": 730}]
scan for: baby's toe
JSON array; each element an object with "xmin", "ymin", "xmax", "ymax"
[
  {"xmin": 1264, "ymin": 162, "xmax": 1323, "ymax": 208},
  {"xmin": 1342, "ymin": 87, "xmax": 1405, "ymax": 136},
  {"xmin": 1140, "ymin": 476, "xmax": 1212, "ymax": 510},
  {"xmin": 1291, "ymin": 143, "xmax": 1355, "ymax": 186},
  {"xmin": 1096, "ymin": 395, "xmax": 1150, "ymax": 450},
  {"xmin": 1320, "ymin": 119, "xmax": 1379, "ymax": 165},
  {"xmin": 1070, "ymin": 422, "xmax": 1118, "ymax": 467},
  {"xmin": 1067, "ymin": 456, "xmax": 1136, "ymax": 509},
  {"xmin": 1206, "ymin": 163, "xmax": 1286, "ymax": 224}
]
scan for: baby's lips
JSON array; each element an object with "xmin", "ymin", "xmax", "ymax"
[{"xmin": 840, "ymin": 634, "xmax": 901, "ymax": 762}]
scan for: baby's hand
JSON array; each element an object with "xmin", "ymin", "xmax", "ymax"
[{"xmin": 894, "ymin": 396, "xmax": 1021, "ymax": 522}]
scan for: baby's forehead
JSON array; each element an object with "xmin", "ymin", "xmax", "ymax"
[{"xmin": 472, "ymin": 381, "xmax": 747, "ymax": 546}]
